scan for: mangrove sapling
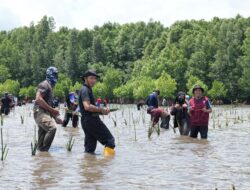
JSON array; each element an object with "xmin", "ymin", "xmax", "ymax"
[
  {"xmin": 124, "ymin": 118, "xmax": 128, "ymax": 126},
  {"xmin": 111, "ymin": 117, "xmax": 117, "ymax": 127},
  {"xmin": 31, "ymin": 125, "xmax": 37, "ymax": 156},
  {"xmin": 132, "ymin": 114, "xmax": 137, "ymax": 141},
  {"xmin": 225, "ymin": 114, "xmax": 229, "ymax": 127},
  {"xmin": 66, "ymin": 136, "xmax": 75, "ymax": 151},
  {"xmin": 121, "ymin": 109, "xmax": 124, "ymax": 117},
  {"xmin": 20, "ymin": 115, "xmax": 24, "ymax": 124},
  {"xmin": 0, "ymin": 114, "xmax": 3, "ymax": 126},
  {"xmin": 156, "ymin": 123, "xmax": 160, "ymax": 136},
  {"xmin": 1, "ymin": 128, "xmax": 8, "ymax": 161},
  {"xmin": 231, "ymin": 184, "xmax": 236, "ymax": 190},
  {"xmin": 142, "ymin": 114, "xmax": 145, "ymax": 125}
]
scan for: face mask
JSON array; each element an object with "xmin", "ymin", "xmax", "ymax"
[
  {"xmin": 46, "ymin": 67, "xmax": 58, "ymax": 87},
  {"xmin": 46, "ymin": 75, "xmax": 57, "ymax": 87}
]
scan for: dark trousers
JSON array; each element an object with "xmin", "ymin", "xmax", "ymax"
[
  {"xmin": 178, "ymin": 119, "xmax": 190, "ymax": 136},
  {"xmin": 63, "ymin": 113, "xmax": 79, "ymax": 128},
  {"xmin": 160, "ymin": 115, "xmax": 170, "ymax": 129},
  {"xmin": 81, "ymin": 116, "xmax": 115, "ymax": 153},
  {"xmin": 1, "ymin": 107, "xmax": 10, "ymax": 115},
  {"xmin": 190, "ymin": 125, "xmax": 208, "ymax": 139}
]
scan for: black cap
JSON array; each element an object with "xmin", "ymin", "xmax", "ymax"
[
  {"xmin": 81, "ymin": 70, "xmax": 100, "ymax": 80},
  {"xmin": 192, "ymin": 84, "xmax": 204, "ymax": 93}
]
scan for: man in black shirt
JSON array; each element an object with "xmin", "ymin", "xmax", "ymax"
[
  {"xmin": 1, "ymin": 93, "xmax": 12, "ymax": 115},
  {"xmin": 79, "ymin": 70, "xmax": 115, "ymax": 156}
]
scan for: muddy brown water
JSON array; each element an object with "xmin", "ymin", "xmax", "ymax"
[{"xmin": 0, "ymin": 104, "xmax": 250, "ymax": 190}]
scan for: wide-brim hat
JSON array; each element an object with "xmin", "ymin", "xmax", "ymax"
[
  {"xmin": 81, "ymin": 70, "xmax": 100, "ymax": 80},
  {"xmin": 192, "ymin": 84, "xmax": 204, "ymax": 93}
]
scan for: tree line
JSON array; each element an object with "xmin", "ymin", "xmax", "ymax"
[{"xmin": 0, "ymin": 15, "xmax": 250, "ymax": 102}]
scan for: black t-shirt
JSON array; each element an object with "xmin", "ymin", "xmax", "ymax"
[
  {"xmin": 1, "ymin": 97, "xmax": 12, "ymax": 108},
  {"xmin": 78, "ymin": 84, "xmax": 96, "ymax": 117}
]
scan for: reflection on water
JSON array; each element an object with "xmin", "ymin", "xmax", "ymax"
[
  {"xmin": 0, "ymin": 104, "xmax": 249, "ymax": 189},
  {"xmin": 31, "ymin": 152, "xmax": 63, "ymax": 189}
]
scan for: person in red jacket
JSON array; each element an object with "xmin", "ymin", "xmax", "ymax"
[
  {"xmin": 148, "ymin": 107, "xmax": 170, "ymax": 129},
  {"xmin": 188, "ymin": 85, "xmax": 212, "ymax": 139}
]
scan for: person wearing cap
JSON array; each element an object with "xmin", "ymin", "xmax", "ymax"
[
  {"xmin": 146, "ymin": 90, "xmax": 160, "ymax": 109},
  {"xmin": 188, "ymin": 85, "xmax": 212, "ymax": 139},
  {"xmin": 0, "ymin": 92, "xmax": 12, "ymax": 115},
  {"xmin": 78, "ymin": 70, "xmax": 115, "ymax": 155},
  {"xmin": 33, "ymin": 67, "xmax": 63, "ymax": 151},
  {"xmin": 63, "ymin": 91, "xmax": 79, "ymax": 128},
  {"xmin": 170, "ymin": 91, "xmax": 190, "ymax": 136}
]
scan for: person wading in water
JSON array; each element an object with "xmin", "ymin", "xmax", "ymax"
[
  {"xmin": 33, "ymin": 67, "xmax": 63, "ymax": 151},
  {"xmin": 0, "ymin": 92, "xmax": 12, "ymax": 115},
  {"xmin": 63, "ymin": 92, "xmax": 79, "ymax": 128},
  {"xmin": 170, "ymin": 91, "xmax": 190, "ymax": 136},
  {"xmin": 78, "ymin": 70, "xmax": 115, "ymax": 156},
  {"xmin": 188, "ymin": 85, "xmax": 212, "ymax": 139}
]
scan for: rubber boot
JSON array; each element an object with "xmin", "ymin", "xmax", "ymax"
[{"xmin": 104, "ymin": 147, "xmax": 115, "ymax": 156}]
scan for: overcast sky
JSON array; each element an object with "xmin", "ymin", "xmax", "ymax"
[{"xmin": 0, "ymin": 0, "xmax": 250, "ymax": 30}]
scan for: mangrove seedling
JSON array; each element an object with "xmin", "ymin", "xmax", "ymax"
[
  {"xmin": 0, "ymin": 114, "xmax": 3, "ymax": 126},
  {"xmin": 156, "ymin": 123, "xmax": 160, "ymax": 136},
  {"xmin": 31, "ymin": 125, "xmax": 37, "ymax": 156},
  {"xmin": 66, "ymin": 136, "xmax": 75, "ymax": 151},
  {"xmin": 231, "ymin": 184, "xmax": 236, "ymax": 190},
  {"xmin": 111, "ymin": 117, "xmax": 117, "ymax": 127},
  {"xmin": 20, "ymin": 115, "xmax": 24, "ymax": 124},
  {"xmin": 1, "ymin": 128, "xmax": 8, "ymax": 161},
  {"xmin": 131, "ymin": 114, "xmax": 137, "ymax": 141},
  {"xmin": 31, "ymin": 141, "xmax": 38, "ymax": 156},
  {"xmin": 133, "ymin": 121, "xmax": 137, "ymax": 141},
  {"xmin": 124, "ymin": 118, "xmax": 128, "ymax": 126}
]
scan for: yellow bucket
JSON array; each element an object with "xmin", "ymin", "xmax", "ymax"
[{"xmin": 104, "ymin": 147, "xmax": 115, "ymax": 156}]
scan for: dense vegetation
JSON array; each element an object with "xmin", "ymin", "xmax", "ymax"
[{"xmin": 1, "ymin": 15, "xmax": 250, "ymax": 102}]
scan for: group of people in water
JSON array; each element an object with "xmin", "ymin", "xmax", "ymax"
[
  {"xmin": 146, "ymin": 85, "xmax": 212, "ymax": 139},
  {"xmin": 33, "ymin": 67, "xmax": 115, "ymax": 155},
  {"xmin": 1, "ymin": 66, "xmax": 212, "ymax": 156}
]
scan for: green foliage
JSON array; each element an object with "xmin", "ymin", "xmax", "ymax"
[
  {"xmin": 1, "ymin": 16, "xmax": 250, "ymax": 101},
  {"xmin": 0, "ymin": 79, "xmax": 20, "ymax": 96},
  {"xmin": 69, "ymin": 82, "xmax": 82, "ymax": 93},
  {"xmin": 133, "ymin": 77, "xmax": 156, "ymax": 100},
  {"xmin": 56, "ymin": 73, "xmax": 72, "ymax": 96},
  {"xmin": 53, "ymin": 83, "xmax": 65, "ymax": 100},
  {"xmin": 113, "ymin": 82, "xmax": 134, "ymax": 99},
  {"xmin": 102, "ymin": 68, "xmax": 123, "ymax": 99},
  {"xmin": 0, "ymin": 65, "xmax": 11, "ymax": 83},
  {"xmin": 155, "ymin": 72, "xmax": 177, "ymax": 98},
  {"xmin": 93, "ymin": 82, "xmax": 108, "ymax": 99},
  {"xmin": 19, "ymin": 86, "xmax": 36, "ymax": 99},
  {"xmin": 208, "ymin": 81, "xmax": 227, "ymax": 100}
]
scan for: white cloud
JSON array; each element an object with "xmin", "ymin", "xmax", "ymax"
[{"xmin": 0, "ymin": 0, "xmax": 249, "ymax": 30}]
